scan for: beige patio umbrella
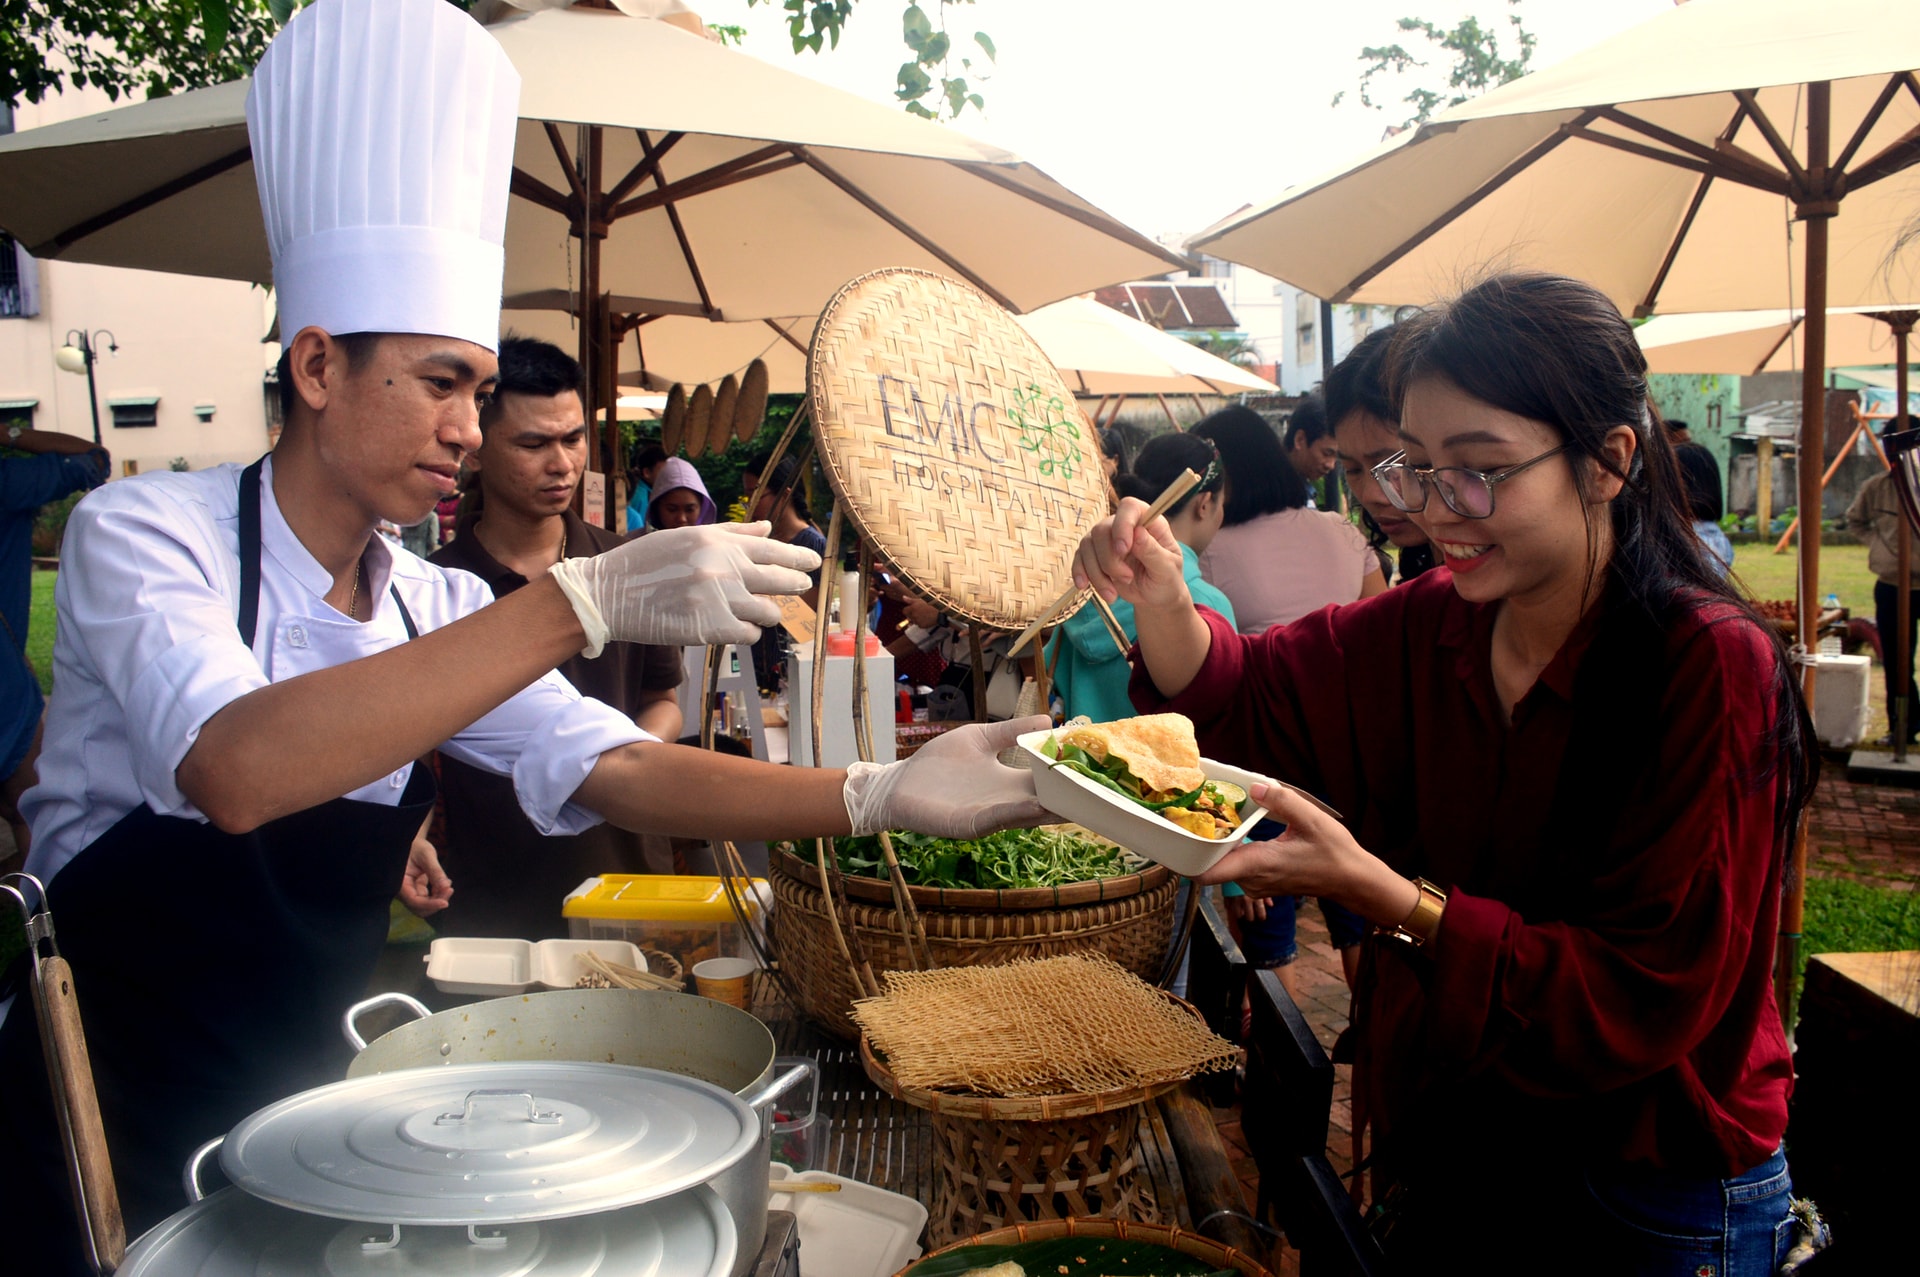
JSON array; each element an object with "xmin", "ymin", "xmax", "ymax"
[
  {"xmin": 1015, "ymin": 295, "xmax": 1277, "ymax": 398},
  {"xmin": 1189, "ymin": 0, "xmax": 1920, "ymax": 1024},
  {"xmin": 510, "ymin": 295, "xmax": 1276, "ymax": 428},
  {"xmin": 1637, "ymin": 305, "xmax": 1920, "ymax": 375},
  {"xmin": 0, "ymin": 2, "xmax": 1183, "ymax": 495}
]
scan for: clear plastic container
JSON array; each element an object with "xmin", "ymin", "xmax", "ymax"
[
  {"xmin": 768, "ymin": 1053, "xmax": 824, "ymax": 1170},
  {"xmin": 562, "ymin": 874, "xmax": 766, "ymax": 977}
]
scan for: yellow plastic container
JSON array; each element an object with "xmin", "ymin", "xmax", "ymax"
[{"xmin": 562, "ymin": 874, "xmax": 766, "ymax": 975}]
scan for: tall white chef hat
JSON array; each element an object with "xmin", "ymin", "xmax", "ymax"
[{"xmin": 247, "ymin": 0, "xmax": 521, "ymax": 352}]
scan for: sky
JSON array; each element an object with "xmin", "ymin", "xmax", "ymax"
[{"xmin": 721, "ymin": 0, "xmax": 1679, "ymax": 243}]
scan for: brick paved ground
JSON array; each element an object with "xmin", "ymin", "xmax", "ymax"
[
  {"xmin": 1210, "ymin": 755, "xmax": 1920, "ymax": 1273},
  {"xmin": 1806, "ymin": 757, "xmax": 1920, "ymax": 887}
]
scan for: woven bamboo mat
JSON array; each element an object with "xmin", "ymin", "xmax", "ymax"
[{"xmin": 807, "ymin": 269, "xmax": 1109, "ymax": 631}]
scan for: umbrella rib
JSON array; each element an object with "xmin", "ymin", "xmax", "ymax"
[
  {"xmin": 1334, "ymin": 112, "xmax": 1595, "ymax": 303},
  {"xmin": 1848, "ymin": 121, "xmax": 1920, "ymax": 190},
  {"xmin": 510, "ymin": 167, "xmax": 574, "ymax": 218},
  {"xmin": 607, "ymin": 145, "xmax": 796, "ymax": 220},
  {"xmin": 1572, "ymin": 127, "xmax": 1786, "ymax": 198},
  {"xmin": 791, "ymin": 146, "xmax": 1021, "ymax": 313},
  {"xmin": 606, "ymin": 130, "xmax": 686, "ymax": 208},
  {"xmin": 642, "ymin": 141, "xmax": 717, "ymax": 320},
  {"xmin": 1595, "ymin": 107, "xmax": 1788, "ymax": 193},
  {"xmin": 1752, "ymin": 320, "xmax": 1802, "ymax": 377},
  {"xmin": 543, "ymin": 122, "xmax": 590, "ymax": 212},
  {"xmin": 1832, "ymin": 75, "xmax": 1907, "ymax": 175},
  {"xmin": 946, "ymin": 161, "xmax": 1192, "ymax": 271},
  {"xmin": 41, "ymin": 145, "xmax": 250, "ymax": 256},
  {"xmin": 1563, "ymin": 127, "xmax": 1719, "ymax": 181},
  {"xmin": 1731, "ymin": 90, "xmax": 1810, "ymax": 189},
  {"xmin": 763, "ymin": 318, "xmax": 809, "ymax": 357},
  {"xmin": 1638, "ymin": 106, "xmax": 1750, "ymax": 318}
]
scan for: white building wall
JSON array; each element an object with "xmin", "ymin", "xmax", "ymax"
[{"xmin": 2, "ymin": 90, "xmax": 275, "ymax": 476}]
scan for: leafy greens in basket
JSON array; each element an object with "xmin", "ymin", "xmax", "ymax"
[
  {"xmin": 827, "ymin": 827, "xmax": 1138, "ymax": 890},
  {"xmin": 906, "ymin": 1236, "xmax": 1235, "ymax": 1276},
  {"xmin": 1038, "ymin": 714, "xmax": 1246, "ymax": 840}
]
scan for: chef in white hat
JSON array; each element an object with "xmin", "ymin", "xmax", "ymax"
[{"xmin": 0, "ymin": 0, "xmax": 1045, "ymax": 1262}]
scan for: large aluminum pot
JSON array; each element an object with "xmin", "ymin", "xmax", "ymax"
[
  {"xmin": 341, "ymin": 990, "xmax": 792, "ymax": 1277},
  {"xmin": 343, "ymin": 989, "xmax": 776, "ymax": 1093}
]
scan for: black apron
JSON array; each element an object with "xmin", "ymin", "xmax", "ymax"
[{"xmin": 0, "ymin": 459, "xmax": 436, "ymax": 1271}]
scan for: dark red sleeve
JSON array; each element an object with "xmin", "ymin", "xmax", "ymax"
[
  {"xmin": 1427, "ymin": 614, "xmax": 1790, "ymax": 1114},
  {"xmin": 1126, "ymin": 594, "xmax": 1413, "ymax": 819}
]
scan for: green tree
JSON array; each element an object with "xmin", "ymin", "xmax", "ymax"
[
  {"xmin": 4, "ymin": 1, "xmax": 994, "ymax": 122},
  {"xmin": 1333, "ymin": 0, "xmax": 1537, "ymax": 130}
]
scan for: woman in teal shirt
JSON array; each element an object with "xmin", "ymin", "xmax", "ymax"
[{"xmin": 1047, "ymin": 433, "xmax": 1233, "ymax": 720}]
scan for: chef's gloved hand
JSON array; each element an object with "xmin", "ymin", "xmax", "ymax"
[
  {"xmin": 549, "ymin": 521, "xmax": 821, "ymax": 653},
  {"xmin": 843, "ymin": 715, "xmax": 1052, "ymax": 839}
]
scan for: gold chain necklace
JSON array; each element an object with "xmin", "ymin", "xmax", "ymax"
[{"xmin": 347, "ymin": 560, "xmax": 362, "ymax": 620}]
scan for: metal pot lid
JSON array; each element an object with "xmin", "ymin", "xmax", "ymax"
[
  {"xmin": 220, "ymin": 1062, "xmax": 759, "ymax": 1224},
  {"xmin": 121, "ymin": 1184, "xmax": 737, "ymax": 1277}
]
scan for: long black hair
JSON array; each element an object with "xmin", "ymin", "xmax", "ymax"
[
  {"xmin": 1387, "ymin": 272, "xmax": 1816, "ymax": 835},
  {"xmin": 1191, "ymin": 405, "xmax": 1309, "ymax": 525}
]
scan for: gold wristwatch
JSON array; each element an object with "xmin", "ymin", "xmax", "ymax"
[{"xmin": 1380, "ymin": 877, "xmax": 1447, "ymax": 948}]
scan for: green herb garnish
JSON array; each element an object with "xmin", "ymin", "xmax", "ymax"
[{"xmin": 813, "ymin": 826, "xmax": 1139, "ymax": 890}]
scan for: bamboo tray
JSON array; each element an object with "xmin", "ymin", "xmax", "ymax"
[{"xmin": 806, "ymin": 268, "xmax": 1109, "ymax": 631}]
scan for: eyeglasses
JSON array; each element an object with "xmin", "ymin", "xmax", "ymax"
[{"xmin": 1370, "ymin": 444, "xmax": 1569, "ymax": 520}]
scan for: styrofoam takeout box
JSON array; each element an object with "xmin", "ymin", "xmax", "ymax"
[
  {"xmin": 424, "ymin": 937, "xmax": 646, "ymax": 996},
  {"xmin": 1016, "ymin": 726, "xmax": 1272, "ymax": 877},
  {"xmin": 767, "ymin": 1165, "xmax": 925, "ymax": 1277}
]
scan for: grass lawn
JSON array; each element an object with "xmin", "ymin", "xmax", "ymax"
[
  {"xmin": 27, "ymin": 568, "xmax": 55, "ymax": 695},
  {"xmin": 1729, "ymin": 539, "xmax": 1877, "ymax": 612}
]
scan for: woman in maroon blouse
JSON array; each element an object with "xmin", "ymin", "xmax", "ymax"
[{"xmin": 1075, "ymin": 273, "xmax": 1817, "ymax": 1273}]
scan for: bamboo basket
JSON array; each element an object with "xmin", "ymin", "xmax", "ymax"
[
  {"xmin": 895, "ymin": 1217, "xmax": 1275, "ymax": 1277},
  {"xmin": 769, "ymin": 844, "xmax": 1177, "ymax": 1039},
  {"xmin": 863, "ymin": 1034, "xmax": 1176, "ymax": 1247}
]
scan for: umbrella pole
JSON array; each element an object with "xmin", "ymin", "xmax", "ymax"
[
  {"xmin": 577, "ymin": 124, "xmax": 603, "ymax": 463},
  {"xmin": 1778, "ymin": 81, "xmax": 1833, "ymax": 1033},
  {"xmin": 604, "ymin": 303, "xmax": 620, "ymax": 525},
  {"xmin": 1894, "ymin": 318, "xmax": 1915, "ymax": 764}
]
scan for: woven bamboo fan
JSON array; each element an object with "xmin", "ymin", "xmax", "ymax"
[
  {"xmin": 708, "ymin": 375, "xmax": 739, "ymax": 456},
  {"xmin": 684, "ymin": 383, "xmax": 715, "ymax": 458},
  {"xmin": 734, "ymin": 358, "xmax": 770, "ymax": 443},
  {"xmin": 660, "ymin": 384, "xmax": 687, "ymax": 455},
  {"xmin": 808, "ymin": 269, "xmax": 1107, "ymax": 631}
]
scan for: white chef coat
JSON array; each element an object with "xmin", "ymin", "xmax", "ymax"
[{"xmin": 20, "ymin": 456, "xmax": 651, "ymax": 887}]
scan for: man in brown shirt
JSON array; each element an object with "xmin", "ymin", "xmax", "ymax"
[{"xmin": 430, "ymin": 336, "xmax": 683, "ymax": 936}]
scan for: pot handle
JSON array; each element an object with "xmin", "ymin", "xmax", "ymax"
[
  {"xmin": 182, "ymin": 1136, "xmax": 224, "ymax": 1204},
  {"xmin": 743, "ymin": 1060, "xmax": 814, "ymax": 1122},
  {"xmin": 341, "ymin": 992, "xmax": 433, "ymax": 1052}
]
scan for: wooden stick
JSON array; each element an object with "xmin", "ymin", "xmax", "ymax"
[
  {"xmin": 1089, "ymin": 589, "xmax": 1131, "ymax": 657},
  {"xmin": 1006, "ymin": 467, "xmax": 1200, "ymax": 658}
]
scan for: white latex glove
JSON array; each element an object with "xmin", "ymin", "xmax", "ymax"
[
  {"xmin": 549, "ymin": 521, "xmax": 821, "ymax": 653},
  {"xmin": 843, "ymin": 715, "xmax": 1052, "ymax": 839}
]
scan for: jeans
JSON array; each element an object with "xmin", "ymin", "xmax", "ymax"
[
  {"xmin": 1874, "ymin": 580, "xmax": 1920, "ymax": 741},
  {"xmin": 1583, "ymin": 1143, "xmax": 1794, "ymax": 1276}
]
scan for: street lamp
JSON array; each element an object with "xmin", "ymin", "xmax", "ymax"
[{"xmin": 55, "ymin": 328, "xmax": 118, "ymax": 446}]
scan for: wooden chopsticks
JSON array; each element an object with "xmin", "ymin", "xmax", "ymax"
[{"xmin": 1007, "ymin": 467, "xmax": 1201, "ymax": 659}]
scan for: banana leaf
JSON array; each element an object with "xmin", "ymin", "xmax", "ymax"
[{"xmin": 903, "ymin": 1234, "xmax": 1236, "ymax": 1276}]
